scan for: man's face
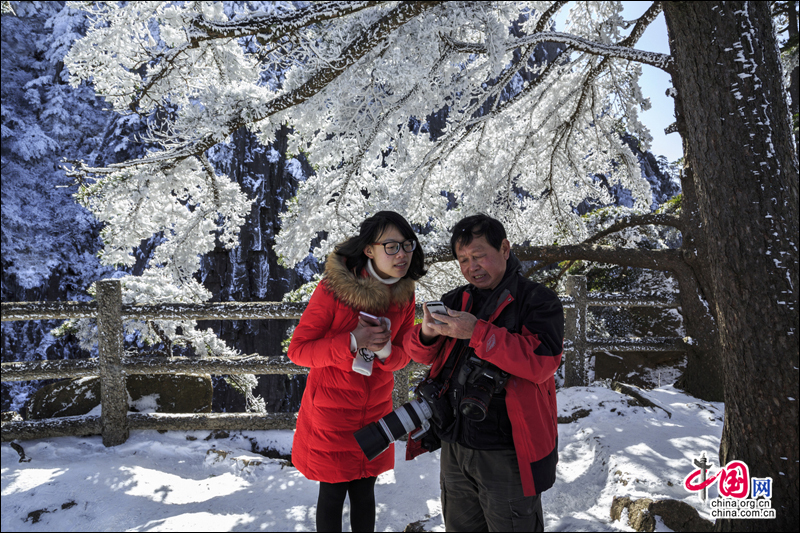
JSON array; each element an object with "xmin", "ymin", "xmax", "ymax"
[{"xmin": 454, "ymin": 235, "xmax": 510, "ymax": 290}]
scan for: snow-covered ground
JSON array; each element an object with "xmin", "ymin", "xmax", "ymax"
[{"xmin": 2, "ymin": 384, "xmax": 723, "ymax": 532}]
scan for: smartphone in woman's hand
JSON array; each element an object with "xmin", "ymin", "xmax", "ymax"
[{"xmin": 359, "ymin": 311, "xmax": 382, "ymax": 326}]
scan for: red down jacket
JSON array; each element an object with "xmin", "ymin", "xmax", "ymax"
[{"xmin": 287, "ymin": 252, "xmax": 416, "ymax": 483}]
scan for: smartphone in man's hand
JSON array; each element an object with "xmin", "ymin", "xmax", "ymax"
[{"xmin": 425, "ymin": 301, "xmax": 448, "ymax": 325}]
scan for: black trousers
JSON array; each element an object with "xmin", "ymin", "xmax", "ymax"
[
  {"xmin": 440, "ymin": 441, "xmax": 544, "ymax": 532},
  {"xmin": 316, "ymin": 476, "xmax": 377, "ymax": 532}
]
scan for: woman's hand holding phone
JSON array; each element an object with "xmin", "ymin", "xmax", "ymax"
[{"xmin": 352, "ymin": 312, "xmax": 391, "ymax": 353}]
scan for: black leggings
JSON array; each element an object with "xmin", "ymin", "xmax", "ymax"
[{"xmin": 316, "ymin": 476, "xmax": 377, "ymax": 532}]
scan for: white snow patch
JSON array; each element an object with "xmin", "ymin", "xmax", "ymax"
[
  {"xmin": 2, "ymin": 386, "xmax": 724, "ymax": 532},
  {"xmin": 128, "ymin": 393, "xmax": 160, "ymax": 413}
]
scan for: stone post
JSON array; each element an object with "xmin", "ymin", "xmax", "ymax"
[
  {"xmin": 97, "ymin": 279, "xmax": 128, "ymax": 446},
  {"xmin": 393, "ymin": 367, "xmax": 409, "ymax": 410},
  {"xmin": 564, "ymin": 276, "xmax": 587, "ymax": 387}
]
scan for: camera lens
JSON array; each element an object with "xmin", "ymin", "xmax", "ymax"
[
  {"xmin": 353, "ymin": 423, "xmax": 392, "ymax": 461},
  {"xmin": 459, "ymin": 379, "xmax": 494, "ymax": 421},
  {"xmin": 354, "ymin": 399, "xmax": 432, "ymax": 461}
]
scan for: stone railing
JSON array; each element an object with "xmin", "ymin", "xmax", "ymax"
[
  {"xmin": 1, "ymin": 276, "xmax": 683, "ymax": 445},
  {"xmin": 561, "ymin": 276, "xmax": 684, "ymax": 387}
]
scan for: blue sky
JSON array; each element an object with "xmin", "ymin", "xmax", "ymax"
[
  {"xmin": 624, "ymin": 2, "xmax": 684, "ymax": 163},
  {"xmin": 555, "ymin": 1, "xmax": 684, "ymax": 163}
]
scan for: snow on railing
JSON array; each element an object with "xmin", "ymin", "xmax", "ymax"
[{"xmin": 1, "ymin": 277, "xmax": 683, "ymax": 445}]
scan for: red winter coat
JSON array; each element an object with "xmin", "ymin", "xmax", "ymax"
[{"xmin": 288, "ymin": 252, "xmax": 416, "ymax": 483}]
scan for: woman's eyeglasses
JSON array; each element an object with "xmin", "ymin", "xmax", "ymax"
[{"xmin": 371, "ymin": 240, "xmax": 417, "ymax": 255}]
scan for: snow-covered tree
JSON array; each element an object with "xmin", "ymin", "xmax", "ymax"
[
  {"xmin": 61, "ymin": 2, "xmax": 798, "ymax": 528},
  {"xmin": 1, "ymin": 1, "xmax": 120, "ymax": 411},
  {"xmin": 62, "ymin": 0, "xmax": 669, "ymax": 367},
  {"xmin": 63, "ymin": 1, "xmax": 665, "ymax": 266}
]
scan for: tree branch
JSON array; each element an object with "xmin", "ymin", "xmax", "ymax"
[
  {"xmin": 533, "ymin": 0, "xmax": 570, "ymax": 33},
  {"xmin": 585, "ymin": 213, "xmax": 682, "ymax": 245},
  {"xmin": 427, "ymin": 241, "xmax": 683, "ymax": 273},
  {"xmin": 477, "ymin": 1, "xmax": 666, "ymax": 128},
  {"xmin": 335, "ymin": 43, "xmax": 457, "ymax": 216},
  {"xmin": 71, "ymin": 1, "xmax": 443, "ymax": 177},
  {"xmin": 132, "ymin": 1, "xmax": 387, "ymax": 112},
  {"xmin": 190, "ymin": 1, "xmax": 387, "ymax": 41},
  {"xmin": 516, "ymin": 245, "xmax": 682, "ymax": 271},
  {"xmin": 407, "ymin": 2, "xmax": 572, "ymax": 192},
  {"xmin": 444, "ymin": 5, "xmax": 673, "ymax": 73},
  {"xmin": 415, "ymin": 1, "xmax": 667, "ymax": 210},
  {"xmin": 619, "ymin": 1, "xmax": 663, "ymax": 47}
]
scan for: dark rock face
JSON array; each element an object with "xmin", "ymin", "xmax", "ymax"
[
  {"xmin": 26, "ymin": 374, "xmax": 213, "ymax": 419},
  {"xmin": 575, "ymin": 134, "xmax": 681, "ymax": 216},
  {"xmin": 194, "ymin": 126, "xmax": 317, "ymax": 413}
]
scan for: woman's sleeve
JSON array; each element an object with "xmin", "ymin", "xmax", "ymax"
[
  {"xmin": 287, "ymin": 282, "xmax": 354, "ymax": 368},
  {"xmin": 375, "ymin": 296, "xmax": 416, "ymax": 372}
]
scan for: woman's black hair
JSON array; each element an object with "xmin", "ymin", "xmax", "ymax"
[
  {"xmin": 334, "ymin": 211, "xmax": 427, "ymax": 281},
  {"xmin": 450, "ymin": 213, "xmax": 507, "ymax": 258}
]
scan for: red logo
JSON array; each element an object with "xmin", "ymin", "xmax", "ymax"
[
  {"xmin": 685, "ymin": 460, "xmax": 750, "ymax": 499},
  {"xmin": 486, "ymin": 334, "xmax": 496, "ymax": 352}
]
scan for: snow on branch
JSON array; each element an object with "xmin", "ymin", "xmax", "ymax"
[
  {"xmin": 190, "ymin": 1, "xmax": 386, "ymax": 39},
  {"xmin": 444, "ymin": 29, "xmax": 673, "ymax": 72},
  {"xmin": 67, "ymin": 1, "xmax": 442, "ymax": 173},
  {"xmin": 136, "ymin": 2, "xmax": 389, "ymax": 114}
]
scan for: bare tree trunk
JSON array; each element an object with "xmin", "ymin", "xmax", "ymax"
[
  {"xmin": 665, "ymin": 2, "xmax": 799, "ymax": 530},
  {"xmin": 672, "ymin": 168, "xmax": 723, "ymax": 402}
]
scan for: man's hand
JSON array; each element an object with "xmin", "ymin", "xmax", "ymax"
[
  {"xmin": 419, "ymin": 303, "xmax": 441, "ymax": 344},
  {"xmin": 422, "ymin": 304, "xmax": 477, "ymax": 341}
]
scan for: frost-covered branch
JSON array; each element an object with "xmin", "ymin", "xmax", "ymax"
[
  {"xmin": 583, "ymin": 213, "xmax": 682, "ymax": 245},
  {"xmin": 191, "ymin": 1, "xmax": 386, "ymax": 41},
  {"xmin": 446, "ymin": 2, "xmax": 669, "ymax": 71},
  {"xmin": 67, "ymin": 1, "xmax": 662, "ymax": 271},
  {"xmin": 133, "ymin": 2, "xmax": 388, "ymax": 113},
  {"xmin": 513, "ymin": 244, "xmax": 683, "ymax": 271},
  {"xmin": 425, "ymin": 238, "xmax": 683, "ymax": 271},
  {"xmin": 68, "ymin": 1, "xmax": 441, "ymax": 174},
  {"xmin": 445, "ymin": 30, "xmax": 672, "ymax": 72}
]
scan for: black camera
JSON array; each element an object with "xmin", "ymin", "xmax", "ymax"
[
  {"xmin": 354, "ymin": 355, "xmax": 510, "ymax": 460},
  {"xmin": 457, "ymin": 355, "xmax": 509, "ymax": 422},
  {"xmin": 354, "ymin": 378, "xmax": 450, "ymax": 461}
]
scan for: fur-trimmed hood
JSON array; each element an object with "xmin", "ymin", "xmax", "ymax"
[{"xmin": 323, "ymin": 252, "xmax": 416, "ymax": 314}]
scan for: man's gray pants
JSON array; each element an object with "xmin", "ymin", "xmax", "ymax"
[{"xmin": 440, "ymin": 441, "xmax": 544, "ymax": 532}]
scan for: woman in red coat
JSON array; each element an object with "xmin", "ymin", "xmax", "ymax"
[{"xmin": 288, "ymin": 211, "xmax": 425, "ymax": 532}]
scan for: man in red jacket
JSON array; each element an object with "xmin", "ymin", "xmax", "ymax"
[{"xmin": 403, "ymin": 214, "xmax": 564, "ymax": 532}]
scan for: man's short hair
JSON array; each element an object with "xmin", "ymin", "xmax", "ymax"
[{"xmin": 450, "ymin": 214, "xmax": 507, "ymax": 258}]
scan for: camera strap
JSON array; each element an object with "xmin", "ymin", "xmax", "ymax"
[{"xmin": 431, "ymin": 342, "xmax": 469, "ymax": 398}]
